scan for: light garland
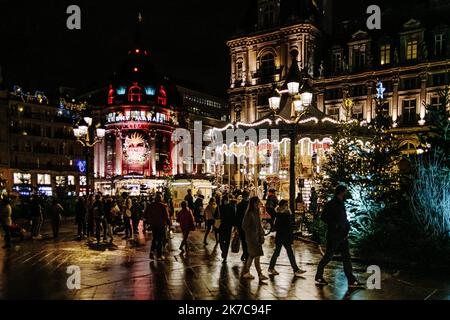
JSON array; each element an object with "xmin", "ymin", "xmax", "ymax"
[
  {"xmin": 12, "ymin": 86, "xmax": 48, "ymax": 104},
  {"xmin": 236, "ymin": 118, "xmax": 273, "ymax": 128},
  {"xmin": 322, "ymin": 117, "xmax": 339, "ymax": 124}
]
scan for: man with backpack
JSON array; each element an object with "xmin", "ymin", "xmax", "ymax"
[{"xmin": 315, "ymin": 185, "xmax": 364, "ymax": 288}]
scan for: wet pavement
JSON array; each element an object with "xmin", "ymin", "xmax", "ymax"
[{"xmin": 0, "ymin": 220, "xmax": 448, "ymax": 300}]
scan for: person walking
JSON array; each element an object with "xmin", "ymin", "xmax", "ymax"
[
  {"xmin": 30, "ymin": 195, "xmax": 43, "ymax": 240},
  {"xmin": 265, "ymin": 189, "xmax": 278, "ymax": 222},
  {"xmin": 315, "ymin": 185, "xmax": 363, "ymax": 287},
  {"xmin": 309, "ymin": 187, "xmax": 318, "ymax": 217},
  {"xmin": 131, "ymin": 197, "xmax": 142, "ymax": 235},
  {"xmin": 92, "ymin": 194, "xmax": 104, "ymax": 244},
  {"xmin": 103, "ymin": 196, "xmax": 114, "ymax": 243},
  {"xmin": 121, "ymin": 192, "xmax": 132, "ymax": 239},
  {"xmin": 144, "ymin": 194, "xmax": 170, "ymax": 260},
  {"xmin": 75, "ymin": 196, "xmax": 86, "ymax": 241},
  {"xmin": 216, "ymin": 195, "xmax": 235, "ymax": 262},
  {"xmin": 0, "ymin": 197, "xmax": 12, "ymax": 248},
  {"xmin": 268, "ymin": 199, "xmax": 306, "ymax": 277},
  {"xmin": 177, "ymin": 201, "xmax": 195, "ymax": 253},
  {"xmin": 203, "ymin": 197, "xmax": 217, "ymax": 245},
  {"xmin": 236, "ymin": 191, "xmax": 249, "ymax": 262},
  {"xmin": 184, "ymin": 189, "xmax": 195, "ymax": 213},
  {"xmin": 50, "ymin": 199, "xmax": 64, "ymax": 239},
  {"xmin": 86, "ymin": 194, "xmax": 95, "ymax": 239},
  {"xmin": 193, "ymin": 194, "xmax": 204, "ymax": 227},
  {"xmin": 241, "ymin": 196, "xmax": 268, "ymax": 281}
]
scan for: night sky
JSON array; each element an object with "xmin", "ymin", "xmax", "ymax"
[
  {"xmin": 0, "ymin": 0, "xmax": 432, "ymax": 98},
  {"xmin": 0, "ymin": 0, "xmax": 253, "ymax": 97}
]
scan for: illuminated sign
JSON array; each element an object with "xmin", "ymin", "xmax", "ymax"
[
  {"xmin": 116, "ymin": 87, "xmax": 126, "ymax": 95},
  {"xmin": 145, "ymin": 86, "xmax": 156, "ymax": 95},
  {"xmin": 106, "ymin": 111, "xmax": 167, "ymax": 124},
  {"xmin": 76, "ymin": 160, "xmax": 86, "ymax": 173},
  {"xmin": 123, "ymin": 132, "xmax": 150, "ymax": 164}
]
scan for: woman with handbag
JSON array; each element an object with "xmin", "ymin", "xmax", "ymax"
[
  {"xmin": 241, "ymin": 196, "xmax": 268, "ymax": 282},
  {"xmin": 177, "ymin": 201, "xmax": 195, "ymax": 253}
]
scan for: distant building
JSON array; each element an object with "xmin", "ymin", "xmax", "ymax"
[{"xmin": 0, "ymin": 87, "xmax": 86, "ymax": 196}]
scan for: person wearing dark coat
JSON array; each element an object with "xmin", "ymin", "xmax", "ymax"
[
  {"xmin": 144, "ymin": 194, "xmax": 171, "ymax": 260},
  {"xmin": 92, "ymin": 195, "xmax": 104, "ymax": 244},
  {"xmin": 236, "ymin": 192, "xmax": 249, "ymax": 262},
  {"xmin": 268, "ymin": 200, "xmax": 306, "ymax": 277},
  {"xmin": 315, "ymin": 185, "xmax": 363, "ymax": 287},
  {"xmin": 75, "ymin": 196, "xmax": 87, "ymax": 241},
  {"xmin": 184, "ymin": 189, "xmax": 195, "ymax": 212},
  {"xmin": 215, "ymin": 195, "xmax": 235, "ymax": 262},
  {"xmin": 241, "ymin": 196, "xmax": 267, "ymax": 281}
]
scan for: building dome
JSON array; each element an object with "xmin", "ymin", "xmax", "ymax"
[{"xmin": 107, "ymin": 15, "xmax": 180, "ymax": 108}]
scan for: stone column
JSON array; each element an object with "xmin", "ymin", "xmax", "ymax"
[
  {"xmin": 419, "ymin": 72, "xmax": 428, "ymax": 125},
  {"xmin": 115, "ymin": 132, "xmax": 122, "ymax": 176},
  {"xmin": 366, "ymin": 81, "xmax": 373, "ymax": 123},
  {"xmin": 391, "ymin": 77, "xmax": 399, "ymax": 126}
]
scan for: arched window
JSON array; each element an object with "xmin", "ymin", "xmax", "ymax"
[
  {"xmin": 258, "ymin": 53, "xmax": 275, "ymax": 75},
  {"xmin": 128, "ymin": 83, "xmax": 142, "ymax": 103},
  {"xmin": 157, "ymin": 86, "xmax": 167, "ymax": 106}
]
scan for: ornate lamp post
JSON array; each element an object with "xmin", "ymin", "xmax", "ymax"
[
  {"xmin": 268, "ymin": 50, "xmax": 313, "ymax": 213},
  {"xmin": 73, "ymin": 113, "xmax": 105, "ymax": 195}
]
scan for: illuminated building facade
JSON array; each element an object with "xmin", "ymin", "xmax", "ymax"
[
  {"xmin": 93, "ymin": 17, "xmax": 229, "ymax": 196},
  {"xmin": 223, "ymin": 0, "xmax": 450, "ymax": 202}
]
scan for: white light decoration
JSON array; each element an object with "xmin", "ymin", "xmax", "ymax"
[
  {"xmin": 322, "ymin": 117, "xmax": 339, "ymax": 124},
  {"xmin": 83, "ymin": 116, "xmax": 93, "ymax": 127},
  {"xmin": 236, "ymin": 119, "xmax": 272, "ymax": 128},
  {"xmin": 376, "ymin": 81, "xmax": 386, "ymax": 99},
  {"xmin": 287, "ymin": 81, "xmax": 300, "ymax": 95},
  {"xmin": 96, "ymin": 128, "xmax": 106, "ymax": 138},
  {"xmin": 269, "ymin": 96, "xmax": 281, "ymax": 111}
]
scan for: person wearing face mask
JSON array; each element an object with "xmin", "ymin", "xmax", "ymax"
[{"xmin": 215, "ymin": 195, "xmax": 236, "ymax": 262}]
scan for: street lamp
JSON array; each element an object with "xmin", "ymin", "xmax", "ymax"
[
  {"xmin": 73, "ymin": 112, "xmax": 105, "ymax": 196},
  {"xmin": 269, "ymin": 50, "xmax": 313, "ymax": 213}
]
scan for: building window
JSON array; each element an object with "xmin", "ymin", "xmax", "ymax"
[
  {"xmin": 352, "ymin": 104, "xmax": 363, "ymax": 121},
  {"xmin": 258, "ymin": 53, "xmax": 275, "ymax": 75},
  {"xmin": 434, "ymin": 34, "xmax": 444, "ymax": 56},
  {"xmin": 68, "ymin": 175, "xmax": 75, "ymax": 186},
  {"xmin": 13, "ymin": 173, "xmax": 31, "ymax": 184},
  {"xmin": 380, "ymin": 44, "xmax": 391, "ymax": 65},
  {"xmin": 406, "ymin": 40, "xmax": 418, "ymax": 60},
  {"xmin": 432, "ymin": 73, "xmax": 447, "ymax": 86},
  {"xmin": 56, "ymin": 176, "xmax": 66, "ymax": 187},
  {"xmin": 326, "ymin": 105, "xmax": 340, "ymax": 121},
  {"xmin": 402, "ymin": 99, "xmax": 417, "ymax": 124},
  {"xmin": 79, "ymin": 176, "xmax": 87, "ymax": 186},
  {"xmin": 352, "ymin": 46, "xmax": 366, "ymax": 70},
  {"xmin": 37, "ymin": 174, "xmax": 51, "ymax": 185},
  {"xmin": 236, "ymin": 61, "xmax": 243, "ymax": 82},
  {"xmin": 402, "ymin": 78, "xmax": 419, "ymax": 90},
  {"xmin": 261, "ymin": 4, "xmax": 275, "ymax": 28},
  {"xmin": 128, "ymin": 83, "xmax": 142, "ymax": 102},
  {"xmin": 331, "ymin": 52, "xmax": 342, "ymax": 73}
]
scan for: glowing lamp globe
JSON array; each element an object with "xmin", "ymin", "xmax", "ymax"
[
  {"xmin": 287, "ymin": 81, "xmax": 300, "ymax": 95},
  {"xmin": 301, "ymin": 91, "xmax": 313, "ymax": 107},
  {"xmin": 83, "ymin": 116, "xmax": 93, "ymax": 127},
  {"xmin": 96, "ymin": 128, "xmax": 106, "ymax": 138},
  {"xmin": 293, "ymin": 96, "xmax": 304, "ymax": 113},
  {"xmin": 73, "ymin": 128, "xmax": 81, "ymax": 138},
  {"xmin": 78, "ymin": 125, "xmax": 88, "ymax": 136},
  {"xmin": 269, "ymin": 96, "xmax": 281, "ymax": 111}
]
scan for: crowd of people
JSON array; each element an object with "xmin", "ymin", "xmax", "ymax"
[{"xmin": 0, "ymin": 184, "xmax": 363, "ymax": 287}]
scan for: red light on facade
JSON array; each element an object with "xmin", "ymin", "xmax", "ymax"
[
  {"xmin": 133, "ymin": 67, "xmax": 139, "ymax": 72},
  {"xmin": 135, "ymin": 49, "xmax": 140, "ymax": 54}
]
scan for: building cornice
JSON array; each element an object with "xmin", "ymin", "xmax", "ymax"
[
  {"xmin": 227, "ymin": 24, "xmax": 321, "ymax": 48},
  {"xmin": 314, "ymin": 59, "xmax": 450, "ymax": 87}
]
